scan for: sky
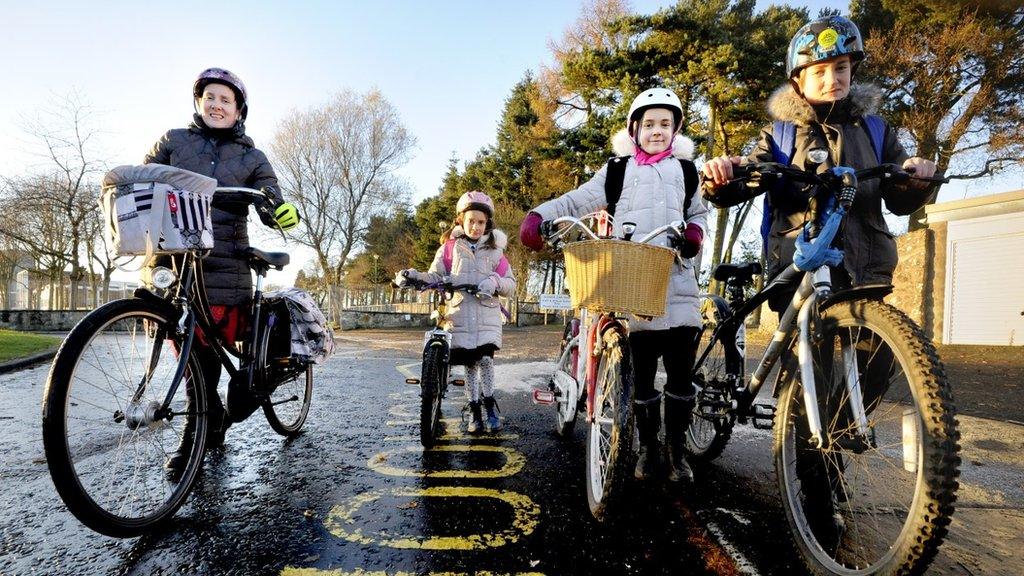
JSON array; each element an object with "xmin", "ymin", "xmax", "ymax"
[{"xmin": 2, "ymin": 0, "xmax": 1019, "ymax": 283}]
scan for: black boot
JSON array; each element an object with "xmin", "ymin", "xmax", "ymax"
[
  {"xmin": 466, "ymin": 401, "xmax": 484, "ymax": 434},
  {"xmin": 482, "ymin": 396, "xmax": 502, "ymax": 433},
  {"xmin": 664, "ymin": 391, "xmax": 695, "ymax": 484},
  {"xmin": 165, "ymin": 385, "xmax": 197, "ymax": 483},
  {"xmin": 634, "ymin": 393, "xmax": 663, "ymax": 480}
]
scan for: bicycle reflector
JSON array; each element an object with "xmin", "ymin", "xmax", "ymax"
[
  {"xmin": 148, "ymin": 266, "xmax": 177, "ymax": 289},
  {"xmin": 533, "ymin": 389, "xmax": 556, "ymax": 405},
  {"xmin": 405, "ymin": 378, "xmax": 420, "ymax": 385}
]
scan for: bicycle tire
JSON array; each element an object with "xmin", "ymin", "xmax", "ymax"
[
  {"xmin": 263, "ymin": 365, "xmax": 313, "ymax": 436},
  {"xmin": 585, "ymin": 328, "xmax": 635, "ymax": 521},
  {"xmin": 257, "ymin": 305, "xmax": 314, "ymax": 436},
  {"xmin": 41, "ymin": 298, "xmax": 208, "ymax": 537},
  {"xmin": 419, "ymin": 341, "xmax": 446, "ymax": 448},
  {"xmin": 685, "ymin": 327, "xmax": 735, "ymax": 461},
  {"xmin": 773, "ymin": 300, "xmax": 960, "ymax": 576},
  {"xmin": 554, "ymin": 320, "xmax": 578, "ymax": 437}
]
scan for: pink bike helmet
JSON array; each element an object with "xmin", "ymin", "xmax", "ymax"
[
  {"xmin": 456, "ymin": 191, "xmax": 494, "ymax": 218},
  {"xmin": 193, "ymin": 67, "xmax": 249, "ymax": 119}
]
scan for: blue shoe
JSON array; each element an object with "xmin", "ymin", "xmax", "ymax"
[{"xmin": 483, "ymin": 396, "xmax": 501, "ymax": 432}]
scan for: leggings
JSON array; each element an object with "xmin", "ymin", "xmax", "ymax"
[
  {"xmin": 464, "ymin": 356, "xmax": 495, "ymax": 402},
  {"xmin": 629, "ymin": 326, "xmax": 700, "ymax": 402}
]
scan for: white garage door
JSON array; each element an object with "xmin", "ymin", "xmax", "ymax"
[{"xmin": 945, "ymin": 213, "xmax": 1024, "ymax": 345}]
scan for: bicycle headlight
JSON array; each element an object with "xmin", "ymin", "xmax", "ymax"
[{"xmin": 148, "ymin": 266, "xmax": 177, "ymax": 289}]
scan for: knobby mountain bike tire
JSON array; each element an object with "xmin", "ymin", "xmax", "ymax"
[
  {"xmin": 773, "ymin": 299, "xmax": 960, "ymax": 576},
  {"xmin": 41, "ymin": 298, "xmax": 209, "ymax": 537},
  {"xmin": 585, "ymin": 328, "xmax": 635, "ymax": 521},
  {"xmin": 419, "ymin": 341, "xmax": 447, "ymax": 448}
]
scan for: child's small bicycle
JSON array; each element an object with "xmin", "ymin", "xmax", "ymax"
[
  {"xmin": 398, "ymin": 275, "xmax": 482, "ymax": 447},
  {"xmin": 533, "ymin": 214, "xmax": 688, "ymax": 520}
]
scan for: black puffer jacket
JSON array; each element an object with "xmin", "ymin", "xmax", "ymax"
[
  {"xmin": 706, "ymin": 84, "xmax": 938, "ymax": 294},
  {"xmin": 144, "ymin": 116, "xmax": 281, "ymax": 306}
]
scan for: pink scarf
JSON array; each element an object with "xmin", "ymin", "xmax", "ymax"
[{"xmin": 634, "ymin": 145, "xmax": 674, "ymax": 166}]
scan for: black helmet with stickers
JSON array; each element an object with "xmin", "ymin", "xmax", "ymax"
[{"xmin": 786, "ymin": 16, "xmax": 864, "ymax": 79}]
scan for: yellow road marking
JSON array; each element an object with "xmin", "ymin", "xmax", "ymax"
[
  {"xmin": 386, "ymin": 416, "xmax": 463, "ymax": 427},
  {"xmin": 367, "ymin": 445, "xmax": 525, "ymax": 478},
  {"xmin": 396, "ymin": 362, "xmax": 419, "ymax": 380},
  {"xmin": 323, "ymin": 486, "xmax": 540, "ymax": 550},
  {"xmin": 383, "ymin": 433, "xmax": 520, "ymax": 442}
]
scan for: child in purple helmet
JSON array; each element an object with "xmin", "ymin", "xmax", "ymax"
[{"xmin": 396, "ymin": 191, "xmax": 517, "ymax": 434}]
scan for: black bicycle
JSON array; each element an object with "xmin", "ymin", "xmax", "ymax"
[
  {"xmin": 41, "ymin": 187, "xmax": 313, "ymax": 538},
  {"xmin": 688, "ymin": 162, "xmax": 961, "ymax": 576}
]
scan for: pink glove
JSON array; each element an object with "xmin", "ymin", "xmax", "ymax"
[
  {"xmin": 519, "ymin": 212, "xmax": 545, "ymax": 251},
  {"xmin": 677, "ymin": 223, "xmax": 704, "ymax": 258}
]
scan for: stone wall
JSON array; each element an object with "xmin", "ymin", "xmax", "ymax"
[
  {"xmin": 889, "ymin": 227, "xmax": 945, "ymax": 341},
  {"xmin": 0, "ymin": 310, "xmax": 87, "ymax": 332},
  {"xmin": 337, "ymin": 309, "xmax": 552, "ymax": 331}
]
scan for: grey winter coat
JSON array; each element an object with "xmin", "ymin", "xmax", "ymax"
[
  {"xmin": 532, "ymin": 131, "xmax": 709, "ymax": 332},
  {"xmin": 418, "ymin": 228, "xmax": 517, "ymax": 351},
  {"xmin": 705, "ymin": 84, "xmax": 938, "ymax": 289},
  {"xmin": 144, "ymin": 117, "xmax": 281, "ymax": 306}
]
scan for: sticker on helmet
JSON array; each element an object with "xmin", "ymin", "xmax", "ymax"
[{"xmin": 818, "ymin": 28, "xmax": 838, "ymax": 49}]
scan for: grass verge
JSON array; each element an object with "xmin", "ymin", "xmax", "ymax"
[{"xmin": 0, "ymin": 329, "xmax": 61, "ymax": 363}]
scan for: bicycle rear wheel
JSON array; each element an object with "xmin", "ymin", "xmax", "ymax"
[
  {"xmin": 686, "ymin": 326, "xmax": 735, "ymax": 461},
  {"xmin": 41, "ymin": 298, "xmax": 208, "ymax": 537},
  {"xmin": 419, "ymin": 341, "xmax": 447, "ymax": 448},
  {"xmin": 263, "ymin": 365, "xmax": 313, "ymax": 436},
  {"xmin": 773, "ymin": 300, "xmax": 961, "ymax": 576},
  {"xmin": 585, "ymin": 327, "xmax": 635, "ymax": 521}
]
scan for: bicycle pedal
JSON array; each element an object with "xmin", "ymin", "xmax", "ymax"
[
  {"xmin": 751, "ymin": 403, "xmax": 775, "ymax": 429},
  {"xmin": 405, "ymin": 378, "xmax": 420, "ymax": 385},
  {"xmin": 532, "ymin": 389, "xmax": 556, "ymax": 405}
]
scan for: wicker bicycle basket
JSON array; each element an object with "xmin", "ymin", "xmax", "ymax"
[{"xmin": 563, "ymin": 239, "xmax": 675, "ymax": 317}]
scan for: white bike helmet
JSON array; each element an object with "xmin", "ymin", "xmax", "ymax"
[{"xmin": 627, "ymin": 88, "xmax": 684, "ymax": 137}]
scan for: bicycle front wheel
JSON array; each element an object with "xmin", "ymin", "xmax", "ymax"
[
  {"xmin": 264, "ymin": 365, "xmax": 313, "ymax": 436},
  {"xmin": 41, "ymin": 298, "xmax": 208, "ymax": 537},
  {"xmin": 773, "ymin": 300, "xmax": 961, "ymax": 576},
  {"xmin": 419, "ymin": 341, "xmax": 446, "ymax": 448},
  {"xmin": 585, "ymin": 327, "xmax": 635, "ymax": 521}
]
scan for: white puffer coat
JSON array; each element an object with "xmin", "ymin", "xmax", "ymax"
[
  {"xmin": 419, "ymin": 227, "xmax": 517, "ymax": 350},
  {"xmin": 531, "ymin": 131, "xmax": 709, "ymax": 332}
]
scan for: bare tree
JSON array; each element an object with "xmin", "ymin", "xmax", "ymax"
[
  {"xmin": 271, "ymin": 89, "xmax": 416, "ymax": 287},
  {"xmin": 0, "ymin": 93, "xmax": 106, "ymax": 309}
]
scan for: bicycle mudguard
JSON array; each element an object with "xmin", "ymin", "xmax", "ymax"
[
  {"xmin": 819, "ymin": 283, "xmax": 894, "ymax": 310},
  {"xmin": 132, "ymin": 287, "xmax": 178, "ymax": 318}
]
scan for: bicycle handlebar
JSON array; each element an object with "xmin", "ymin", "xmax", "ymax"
[{"xmin": 541, "ymin": 214, "xmax": 686, "ymax": 248}]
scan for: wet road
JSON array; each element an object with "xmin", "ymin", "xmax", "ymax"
[{"xmin": 1, "ymin": 329, "xmax": 1023, "ymax": 575}]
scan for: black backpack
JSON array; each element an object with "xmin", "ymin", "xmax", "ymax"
[{"xmin": 604, "ymin": 156, "xmax": 699, "ymax": 217}]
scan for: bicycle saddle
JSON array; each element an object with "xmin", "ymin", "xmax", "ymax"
[
  {"xmin": 240, "ymin": 247, "xmax": 290, "ymax": 271},
  {"xmin": 712, "ymin": 261, "xmax": 762, "ymax": 284}
]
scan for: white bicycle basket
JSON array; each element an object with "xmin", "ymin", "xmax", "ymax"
[{"xmin": 100, "ymin": 164, "xmax": 217, "ymax": 257}]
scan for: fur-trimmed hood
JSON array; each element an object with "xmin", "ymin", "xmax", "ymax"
[
  {"xmin": 450, "ymin": 226, "xmax": 508, "ymax": 250},
  {"xmin": 767, "ymin": 83, "xmax": 883, "ymax": 124},
  {"xmin": 611, "ymin": 129, "xmax": 695, "ymax": 159}
]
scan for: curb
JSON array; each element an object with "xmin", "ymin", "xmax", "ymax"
[{"xmin": 0, "ymin": 348, "xmax": 58, "ymax": 375}]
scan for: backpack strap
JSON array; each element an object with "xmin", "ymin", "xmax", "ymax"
[
  {"xmin": 442, "ymin": 238, "xmax": 456, "ymax": 274},
  {"xmin": 863, "ymin": 114, "xmax": 886, "ymax": 164},
  {"xmin": 604, "ymin": 156, "xmax": 629, "ymax": 217},
  {"xmin": 605, "ymin": 156, "xmax": 699, "ymax": 218},
  {"xmin": 679, "ymin": 158, "xmax": 698, "ymax": 216},
  {"xmin": 761, "ymin": 120, "xmax": 798, "ymax": 248}
]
